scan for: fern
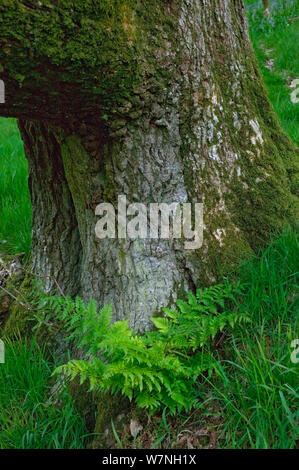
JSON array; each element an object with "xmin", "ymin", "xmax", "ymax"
[{"xmin": 49, "ymin": 282, "xmax": 250, "ymax": 414}]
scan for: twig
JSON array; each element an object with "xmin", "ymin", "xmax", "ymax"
[
  {"xmin": 0, "ymin": 285, "xmax": 32, "ymax": 311},
  {"xmin": 6, "ymin": 263, "xmax": 66, "ymax": 299}
]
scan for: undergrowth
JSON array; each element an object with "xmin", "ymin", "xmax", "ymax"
[
  {"xmin": 42, "ymin": 283, "xmax": 251, "ymax": 414},
  {"xmin": 0, "ymin": 337, "xmax": 88, "ymax": 449}
]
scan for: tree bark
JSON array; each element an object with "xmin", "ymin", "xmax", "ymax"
[
  {"xmin": 18, "ymin": 119, "xmax": 82, "ymax": 296},
  {"xmin": 0, "ymin": 0, "xmax": 298, "ymax": 331}
]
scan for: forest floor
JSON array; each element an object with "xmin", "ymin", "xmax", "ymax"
[{"xmin": 0, "ymin": 0, "xmax": 298, "ymax": 449}]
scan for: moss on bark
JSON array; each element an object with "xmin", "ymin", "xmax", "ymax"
[{"xmin": 91, "ymin": 392, "xmax": 131, "ymax": 448}]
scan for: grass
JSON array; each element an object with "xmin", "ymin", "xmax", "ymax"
[
  {"xmin": 0, "ymin": 337, "xmax": 88, "ymax": 449},
  {"xmin": 245, "ymin": 0, "xmax": 299, "ymax": 146},
  {"xmin": 199, "ymin": 227, "xmax": 299, "ymax": 449},
  {"xmin": 0, "ymin": 118, "xmax": 31, "ymax": 255}
]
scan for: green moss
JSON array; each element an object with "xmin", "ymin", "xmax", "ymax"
[
  {"xmin": 102, "ymin": 156, "xmax": 119, "ymax": 205},
  {"xmin": 179, "ymin": 32, "xmax": 298, "ymax": 282},
  {"xmin": 61, "ymin": 134, "xmax": 92, "ymax": 241},
  {"xmin": 217, "ymin": 48, "xmax": 297, "ymax": 249},
  {"xmin": 0, "ymin": 0, "xmax": 175, "ymax": 118},
  {"xmin": 92, "ymin": 392, "xmax": 130, "ymax": 448},
  {"xmin": 67, "ymin": 376, "xmax": 97, "ymax": 432},
  {"xmin": 118, "ymin": 239, "xmax": 127, "ymax": 272}
]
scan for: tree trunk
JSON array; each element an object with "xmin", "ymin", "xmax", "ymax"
[
  {"xmin": 0, "ymin": 1, "xmax": 298, "ymax": 331},
  {"xmin": 18, "ymin": 119, "xmax": 82, "ymax": 296}
]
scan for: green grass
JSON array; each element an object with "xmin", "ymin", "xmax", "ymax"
[
  {"xmin": 0, "ymin": 338, "xmax": 88, "ymax": 449},
  {"xmin": 199, "ymin": 227, "xmax": 299, "ymax": 449},
  {"xmin": 245, "ymin": 0, "xmax": 299, "ymax": 146},
  {"xmin": 0, "ymin": 118, "xmax": 31, "ymax": 255}
]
